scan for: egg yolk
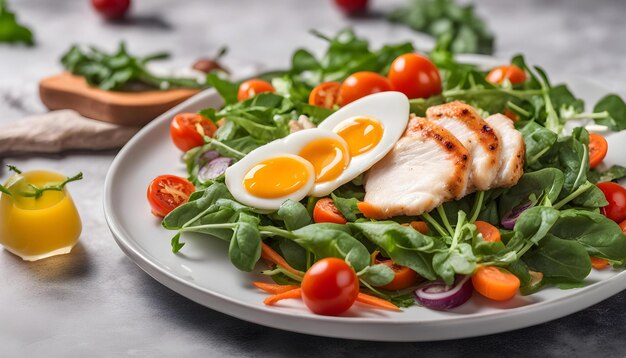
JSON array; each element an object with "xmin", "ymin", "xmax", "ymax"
[
  {"xmin": 0, "ymin": 171, "xmax": 82, "ymax": 261},
  {"xmin": 335, "ymin": 117, "xmax": 384, "ymax": 156},
  {"xmin": 243, "ymin": 157, "xmax": 310, "ymax": 198},
  {"xmin": 298, "ymin": 138, "xmax": 349, "ymax": 183}
]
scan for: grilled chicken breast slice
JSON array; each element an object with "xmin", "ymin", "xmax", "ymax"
[
  {"xmin": 426, "ymin": 101, "xmax": 500, "ymax": 193},
  {"xmin": 485, "ymin": 113, "xmax": 525, "ymax": 187},
  {"xmin": 363, "ymin": 115, "xmax": 471, "ymax": 219}
]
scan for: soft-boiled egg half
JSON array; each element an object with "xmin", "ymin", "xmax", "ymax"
[{"xmin": 225, "ymin": 91, "xmax": 409, "ymax": 210}]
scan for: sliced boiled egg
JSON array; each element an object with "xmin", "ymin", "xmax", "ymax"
[
  {"xmin": 225, "ymin": 129, "xmax": 349, "ymax": 210},
  {"xmin": 315, "ymin": 91, "xmax": 410, "ymax": 196}
]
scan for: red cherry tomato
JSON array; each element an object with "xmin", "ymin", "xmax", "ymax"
[
  {"xmin": 301, "ymin": 258, "xmax": 359, "ymax": 316},
  {"xmin": 486, "ymin": 65, "xmax": 527, "ymax": 85},
  {"xmin": 387, "ymin": 53, "xmax": 442, "ymax": 99},
  {"xmin": 237, "ymin": 79, "xmax": 275, "ymax": 101},
  {"xmin": 339, "ymin": 72, "xmax": 392, "ymax": 106},
  {"xmin": 313, "ymin": 198, "xmax": 347, "ymax": 224},
  {"xmin": 334, "ymin": 0, "xmax": 368, "ymax": 15},
  {"xmin": 147, "ymin": 175, "xmax": 196, "ymax": 218},
  {"xmin": 170, "ymin": 113, "xmax": 217, "ymax": 152},
  {"xmin": 309, "ymin": 81, "xmax": 341, "ymax": 109},
  {"xmin": 91, "ymin": 0, "xmax": 131, "ymax": 19},
  {"xmin": 597, "ymin": 182, "xmax": 626, "ymax": 223}
]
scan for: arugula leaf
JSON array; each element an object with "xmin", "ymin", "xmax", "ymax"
[
  {"xmin": 592, "ymin": 94, "xmax": 626, "ymax": 131},
  {"xmin": 350, "ymin": 221, "xmax": 438, "ymax": 280},
  {"xmin": 205, "ymin": 73, "xmax": 239, "ymax": 105},
  {"xmin": 0, "ymin": 0, "xmax": 34, "ymax": 45},
  {"xmin": 228, "ymin": 213, "xmax": 262, "ymax": 271}
]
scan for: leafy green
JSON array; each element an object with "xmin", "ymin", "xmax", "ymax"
[
  {"xmin": 523, "ymin": 234, "xmax": 591, "ymax": 283},
  {"xmin": 588, "ymin": 165, "xmax": 626, "ymax": 184},
  {"xmin": 276, "ymin": 199, "xmax": 312, "ymax": 231},
  {"xmin": 205, "ymin": 72, "xmax": 239, "ymax": 105},
  {"xmin": 350, "ymin": 221, "xmax": 437, "ymax": 280},
  {"xmin": 359, "ymin": 264, "xmax": 395, "ymax": 287},
  {"xmin": 498, "ymin": 168, "xmax": 564, "ymax": 219},
  {"xmin": 592, "ymin": 94, "xmax": 626, "ymax": 131},
  {"xmin": 331, "ymin": 193, "xmax": 360, "ymax": 222},
  {"xmin": 0, "ymin": 0, "xmax": 34, "ymax": 45},
  {"xmin": 388, "ymin": 0, "xmax": 494, "ymax": 55},
  {"xmin": 228, "ymin": 213, "xmax": 262, "ymax": 271},
  {"xmin": 61, "ymin": 42, "xmax": 203, "ymax": 91}
]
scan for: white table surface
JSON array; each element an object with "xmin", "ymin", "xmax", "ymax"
[{"xmin": 1, "ymin": 0, "xmax": 625, "ymax": 356}]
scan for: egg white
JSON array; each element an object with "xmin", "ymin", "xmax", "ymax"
[
  {"xmin": 225, "ymin": 141, "xmax": 315, "ymax": 210},
  {"xmin": 315, "ymin": 91, "xmax": 410, "ymax": 196}
]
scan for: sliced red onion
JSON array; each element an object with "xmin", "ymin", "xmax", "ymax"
[
  {"xmin": 200, "ymin": 150, "xmax": 220, "ymax": 163},
  {"xmin": 198, "ymin": 157, "xmax": 232, "ymax": 182},
  {"xmin": 414, "ymin": 275, "xmax": 473, "ymax": 310},
  {"xmin": 501, "ymin": 200, "xmax": 533, "ymax": 229}
]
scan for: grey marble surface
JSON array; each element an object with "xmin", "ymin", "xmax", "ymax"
[{"xmin": 1, "ymin": 0, "xmax": 625, "ymax": 356}]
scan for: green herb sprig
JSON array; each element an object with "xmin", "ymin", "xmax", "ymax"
[
  {"xmin": 0, "ymin": 0, "xmax": 34, "ymax": 45},
  {"xmin": 61, "ymin": 42, "xmax": 204, "ymax": 91},
  {"xmin": 19, "ymin": 172, "xmax": 83, "ymax": 199}
]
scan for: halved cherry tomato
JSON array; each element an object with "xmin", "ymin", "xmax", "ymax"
[
  {"xmin": 170, "ymin": 113, "xmax": 217, "ymax": 152},
  {"xmin": 589, "ymin": 133, "xmax": 608, "ymax": 169},
  {"xmin": 339, "ymin": 72, "xmax": 392, "ymax": 106},
  {"xmin": 387, "ymin": 53, "xmax": 442, "ymax": 99},
  {"xmin": 486, "ymin": 65, "xmax": 527, "ymax": 85},
  {"xmin": 237, "ymin": 79, "xmax": 275, "ymax": 101},
  {"xmin": 472, "ymin": 266, "xmax": 520, "ymax": 301},
  {"xmin": 597, "ymin": 182, "xmax": 626, "ymax": 223},
  {"xmin": 474, "ymin": 221, "xmax": 501, "ymax": 242},
  {"xmin": 309, "ymin": 81, "xmax": 341, "ymax": 109},
  {"xmin": 147, "ymin": 175, "xmax": 196, "ymax": 218},
  {"xmin": 301, "ymin": 258, "xmax": 359, "ymax": 316},
  {"xmin": 313, "ymin": 198, "xmax": 347, "ymax": 224},
  {"xmin": 376, "ymin": 258, "xmax": 419, "ymax": 291}
]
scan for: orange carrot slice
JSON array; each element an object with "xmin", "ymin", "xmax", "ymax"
[
  {"xmin": 356, "ymin": 292, "xmax": 401, "ymax": 311},
  {"xmin": 263, "ymin": 288, "xmax": 302, "ymax": 306}
]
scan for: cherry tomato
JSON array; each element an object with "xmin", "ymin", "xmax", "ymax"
[
  {"xmin": 147, "ymin": 175, "xmax": 196, "ymax": 218},
  {"xmin": 334, "ymin": 0, "xmax": 368, "ymax": 15},
  {"xmin": 339, "ymin": 72, "xmax": 392, "ymax": 106},
  {"xmin": 486, "ymin": 65, "xmax": 527, "ymax": 85},
  {"xmin": 237, "ymin": 79, "xmax": 275, "ymax": 101},
  {"xmin": 170, "ymin": 113, "xmax": 217, "ymax": 152},
  {"xmin": 589, "ymin": 133, "xmax": 608, "ymax": 169},
  {"xmin": 91, "ymin": 0, "xmax": 130, "ymax": 19},
  {"xmin": 313, "ymin": 198, "xmax": 347, "ymax": 224},
  {"xmin": 597, "ymin": 182, "xmax": 626, "ymax": 223},
  {"xmin": 376, "ymin": 258, "xmax": 419, "ymax": 291},
  {"xmin": 309, "ymin": 81, "xmax": 341, "ymax": 109},
  {"xmin": 301, "ymin": 258, "xmax": 359, "ymax": 316},
  {"xmin": 619, "ymin": 220, "xmax": 626, "ymax": 233},
  {"xmin": 387, "ymin": 53, "xmax": 442, "ymax": 99}
]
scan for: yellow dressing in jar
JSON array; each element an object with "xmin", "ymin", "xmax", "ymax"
[{"xmin": 0, "ymin": 170, "xmax": 82, "ymax": 261}]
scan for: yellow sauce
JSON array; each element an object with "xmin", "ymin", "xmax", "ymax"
[
  {"xmin": 0, "ymin": 171, "xmax": 82, "ymax": 261},
  {"xmin": 335, "ymin": 117, "xmax": 384, "ymax": 156},
  {"xmin": 243, "ymin": 157, "xmax": 310, "ymax": 198},
  {"xmin": 298, "ymin": 138, "xmax": 349, "ymax": 183}
]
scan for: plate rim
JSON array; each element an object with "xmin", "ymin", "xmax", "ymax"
[{"xmin": 104, "ymin": 75, "xmax": 626, "ymax": 342}]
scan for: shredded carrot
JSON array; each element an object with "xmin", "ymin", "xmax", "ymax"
[
  {"xmin": 356, "ymin": 293, "xmax": 401, "ymax": 311},
  {"xmin": 263, "ymin": 288, "xmax": 302, "ymax": 306},
  {"xmin": 591, "ymin": 257, "xmax": 610, "ymax": 270},
  {"xmin": 253, "ymin": 282, "xmax": 300, "ymax": 294},
  {"xmin": 357, "ymin": 201, "xmax": 382, "ymax": 219},
  {"xmin": 261, "ymin": 242, "xmax": 304, "ymax": 277}
]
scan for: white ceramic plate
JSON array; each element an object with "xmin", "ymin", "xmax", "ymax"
[{"xmin": 104, "ymin": 70, "xmax": 626, "ymax": 342}]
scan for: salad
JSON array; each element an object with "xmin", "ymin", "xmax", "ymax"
[{"xmin": 146, "ymin": 29, "xmax": 626, "ymax": 316}]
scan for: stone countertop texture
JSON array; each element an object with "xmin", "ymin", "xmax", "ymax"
[{"xmin": 1, "ymin": 0, "xmax": 625, "ymax": 356}]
